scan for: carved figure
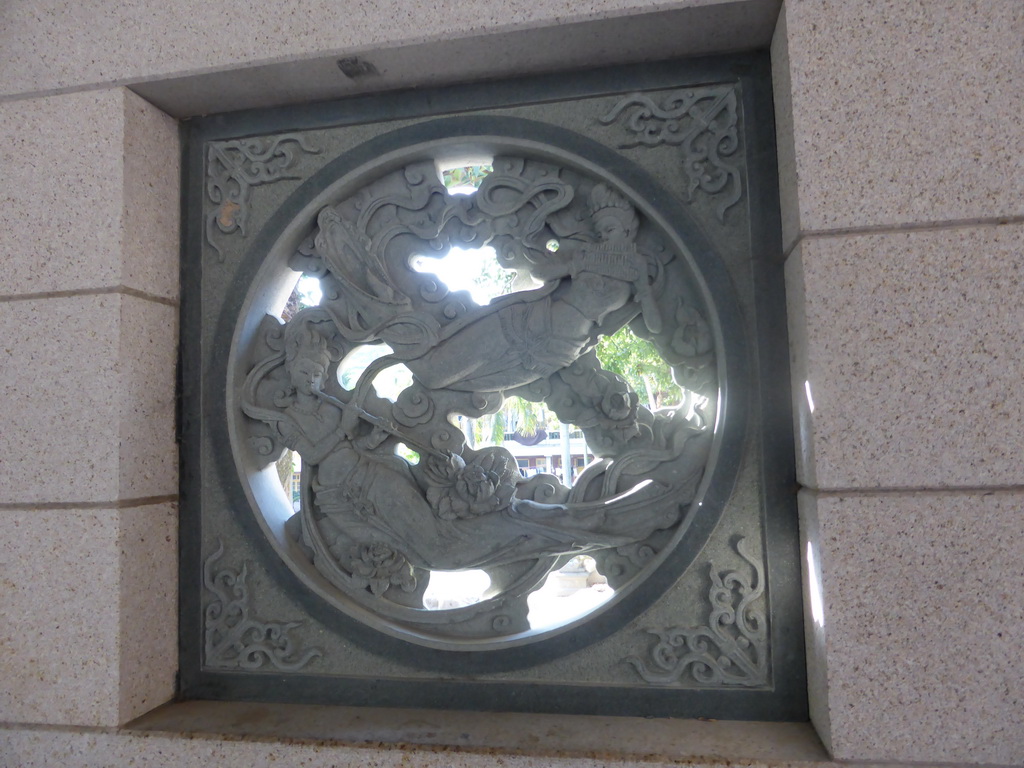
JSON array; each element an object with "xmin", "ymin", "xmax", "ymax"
[
  {"xmin": 278, "ymin": 324, "xmax": 345, "ymax": 460},
  {"xmin": 239, "ymin": 159, "xmax": 716, "ymax": 638},
  {"xmin": 403, "ymin": 185, "xmax": 655, "ymax": 393}
]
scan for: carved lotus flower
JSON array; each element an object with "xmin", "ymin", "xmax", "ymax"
[
  {"xmin": 557, "ymin": 354, "xmax": 640, "ymax": 434},
  {"xmin": 599, "ymin": 383, "xmax": 639, "ymax": 423},
  {"xmin": 349, "ymin": 542, "xmax": 416, "ymax": 597},
  {"xmin": 425, "ymin": 450, "xmax": 518, "ymax": 520}
]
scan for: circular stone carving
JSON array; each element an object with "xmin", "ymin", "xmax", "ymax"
[{"xmin": 226, "ymin": 118, "xmax": 742, "ymax": 659}]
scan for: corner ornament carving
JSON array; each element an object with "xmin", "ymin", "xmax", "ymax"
[
  {"xmin": 206, "ymin": 133, "xmax": 321, "ymax": 260},
  {"xmin": 626, "ymin": 537, "xmax": 767, "ymax": 687},
  {"xmin": 599, "ymin": 86, "xmax": 741, "ymax": 222},
  {"xmin": 203, "ymin": 539, "xmax": 323, "ymax": 671}
]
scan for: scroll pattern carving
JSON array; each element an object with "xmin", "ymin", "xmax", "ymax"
[
  {"xmin": 599, "ymin": 86, "xmax": 741, "ymax": 222},
  {"xmin": 206, "ymin": 133, "xmax": 321, "ymax": 259},
  {"xmin": 626, "ymin": 537, "xmax": 768, "ymax": 687},
  {"xmin": 203, "ymin": 540, "xmax": 323, "ymax": 670}
]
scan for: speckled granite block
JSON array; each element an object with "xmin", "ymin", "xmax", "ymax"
[
  {"xmin": 0, "ymin": 294, "xmax": 178, "ymax": 505},
  {"xmin": 786, "ymin": 223, "xmax": 1024, "ymax": 490},
  {"xmin": 801, "ymin": 490, "xmax": 1024, "ymax": 765},
  {"xmin": 769, "ymin": 3, "xmax": 800, "ymax": 250},
  {"xmin": 120, "ymin": 91, "xmax": 180, "ymax": 301},
  {"xmin": 773, "ymin": 0, "xmax": 1024, "ymax": 243},
  {"xmin": 117, "ymin": 297, "xmax": 178, "ymax": 499},
  {"xmin": 132, "ymin": 3, "xmax": 782, "ymax": 117},
  {"xmin": 797, "ymin": 491, "xmax": 831, "ymax": 756},
  {"xmin": 0, "ymin": 90, "xmax": 179, "ymax": 299},
  {"xmin": 0, "ymin": 92, "xmax": 123, "ymax": 296},
  {"xmin": 0, "ymin": 509, "xmax": 122, "ymax": 726},
  {"xmin": 0, "ymin": 0, "xmax": 766, "ymax": 98},
  {"xmin": 117, "ymin": 503, "xmax": 178, "ymax": 721},
  {"xmin": 0, "ymin": 505, "xmax": 176, "ymax": 727},
  {"xmin": 0, "ymin": 295, "xmax": 121, "ymax": 504},
  {"xmin": 129, "ymin": 702, "xmax": 832, "ymax": 762},
  {"xmin": 0, "ymin": 725, "xmax": 845, "ymax": 768}
]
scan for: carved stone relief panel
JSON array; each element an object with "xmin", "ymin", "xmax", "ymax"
[{"xmin": 181, "ymin": 56, "xmax": 805, "ymax": 720}]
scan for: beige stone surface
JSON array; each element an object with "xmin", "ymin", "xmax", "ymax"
[
  {"xmin": 0, "ymin": 505, "xmax": 176, "ymax": 727},
  {"xmin": 0, "ymin": 294, "xmax": 177, "ymax": 505},
  {"xmin": 130, "ymin": 701, "xmax": 830, "ymax": 762},
  {"xmin": 131, "ymin": 2, "xmax": 781, "ymax": 117},
  {"xmin": 775, "ymin": 0, "xmax": 1024, "ymax": 240},
  {"xmin": 0, "ymin": 509, "xmax": 120, "ymax": 725},
  {"xmin": 117, "ymin": 296, "xmax": 178, "ymax": 500},
  {"xmin": 0, "ymin": 725, "xmax": 845, "ymax": 768},
  {"xmin": 786, "ymin": 223, "xmax": 1024, "ymax": 490},
  {"xmin": 797, "ymin": 492, "xmax": 831, "ymax": 756},
  {"xmin": 0, "ymin": 295, "xmax": 120, "ymax": 504},
  {"xmin": 120, "ymin": 91, "xmax": 181, "ymax": 300},
  {"xmin": 803, "ymin": 490, "xmax": 1024, "ymax": 765},
  {"xmin": 769, "ymin": 2, "xmax": 800, "ymax": 251},
  {"xmin": 0, "ymin": 0, "xmax": 772, "ymax": 101},
  {"xmin": 117, "ymin": 503, "xmax": 178, "ymax": 722},
  {"xmin": 0, "ymin": 89, "xmax": 179, "ymax": 299},
  {"xmin": 0, "ymin": 92, "xmax": 122, "ymax": 296}
]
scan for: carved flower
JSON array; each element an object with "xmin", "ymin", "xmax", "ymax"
[
  {"xmin": 424, "ymin": 450, "xmax": 518, "ymax": 520},
  {"xmin": 349, "ymin": 542, "xmax": 416, "ymax": 597},
  {"xmin": 599, "ymin": 382, "xmax": 639, "ymax": 423}
]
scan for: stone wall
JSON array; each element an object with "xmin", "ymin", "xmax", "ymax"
[{"xmin": 1, "ymin": 1, "xmax": 1021, "ymax": 765}]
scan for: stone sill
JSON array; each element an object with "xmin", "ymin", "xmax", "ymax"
[{"xmin": 129, "ymin": 700, "xmax": 831, "ymax": 765}]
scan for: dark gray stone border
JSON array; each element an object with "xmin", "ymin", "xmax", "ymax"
[{"xmin": 179, "ymin": 52, "xmax": 807, "ymax": 721}]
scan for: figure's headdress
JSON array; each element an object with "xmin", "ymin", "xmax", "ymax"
[
  {"xmin": 284, "ymin": 309, "xmax": 332, "ymax": 366},
  {"xmin": 588, "ymin": 184, "xmax": 640, "ymax": 238}
]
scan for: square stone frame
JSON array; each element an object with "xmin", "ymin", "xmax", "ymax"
[{"xmin": 176, "ymin": 52, "xmax": 807, "ymax": 721}]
